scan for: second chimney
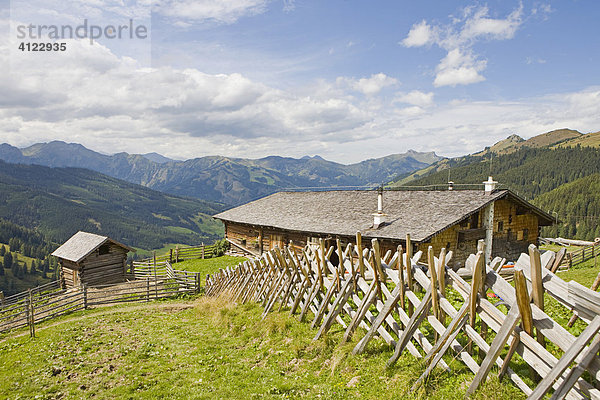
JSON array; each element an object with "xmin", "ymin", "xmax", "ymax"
[
  {"xmin": 373, "ymin": 187, "xmax": 387, "ymax": 228},
  {"xmin": 483, "ymin": 176, "xmax": 498, "ymax": 194}
]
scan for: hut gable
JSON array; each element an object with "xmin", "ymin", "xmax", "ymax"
[
  {"xmin": 214, "ymin": 189, "xmax": 553, "ymax": 243},
  {"xmin": 51, "ymin": 231, "xmax": 133, "ymax": 263}
]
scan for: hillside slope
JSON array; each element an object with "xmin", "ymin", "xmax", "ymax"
[
  {"xmin": 392, "ymin": 128, "xmax": 585, "ymax": 187},
  {"xmin": 0, "ymin": 161, "xmax": 224, "ymax": 249},
  {"xmin": 557, "ymin": 130, "xmax": 600, "ymax": 148},
  {"xmin": 0, "ymin": 142, "xmax": 443, "ymax": 205},
  {"xmin": 397, "ymin": 146, "xmax": 600, "ymax": 199},
  {"xmin": 533, "ymin": 173, "xmax": 600, "ymax": 240}
]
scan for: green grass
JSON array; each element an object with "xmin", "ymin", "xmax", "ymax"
[
  {"xmin": 174, "ymin": 256, "xmax": 247, "ymax": 284},
  {"xmin": 0, "ymin": 297, "xmax": 524, "ymax": 400}
]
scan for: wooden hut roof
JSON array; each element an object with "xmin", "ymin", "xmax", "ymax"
[
  {"xmin": 51, "ymin": 231, "xmax": 134, "ymax": 263},
  {"xmin": 214, "ymin": 189, "xmax": 554, "ymax": 243}
]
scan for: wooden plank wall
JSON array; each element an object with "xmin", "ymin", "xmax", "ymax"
[{"xmin": 60, "ymin": 244, "xmax": 128, "ymax": 288}]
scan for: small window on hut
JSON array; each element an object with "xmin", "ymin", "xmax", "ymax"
[
  {"xmin": 497, "ymin": 221, "xmax": 504, "ymax": 233},
  {"xmin": 98, "ymin": 244, "xmax": 110, "ymax": 255},
  {"xmin": 516, "ymin": 206, "xmax": 528, "ymax": 216},
  {"xmin": 470, "ymin": 213, "xmax": 479, "ymax": 229}
]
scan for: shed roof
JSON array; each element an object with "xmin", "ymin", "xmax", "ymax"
[
  {"xmin": 214, "ymin": 189, "xmax": 554, "ymax": 243},
  {"xmin": 51, "ymin": 231, "xmax": 134, "ymax": 263}
]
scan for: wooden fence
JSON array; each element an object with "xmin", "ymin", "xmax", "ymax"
[
  {"xmin": 206, "ymin": 233, "xmax": 600, "ymax": 400},
  {"xmin": 0, "ymin": 262, "xmax": 201, "ymax": 335},
  {"xmin": 565, "ymin": 243, "xmax": 599, "ymax": 268},
  {"xmin": 138, "ymin": 243, "xmax": 222, "ymax": 265}
]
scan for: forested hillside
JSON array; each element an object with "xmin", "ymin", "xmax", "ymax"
[
  {"xmin": 393, "ymin": 145, "xmax": 600, "ymax": 239},
  {"xmin": 402, "ymin": 147, "xmax": 600, "ymax": 200},
  {"xmin": 0, "ymin": 161, "xmax": 224, "ymax": 250},
  {"xmin": 533, "ymin": 174, "xmax": 600, "ymax": 240}
]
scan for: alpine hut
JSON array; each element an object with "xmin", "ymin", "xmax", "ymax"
[
  {"xmin": 214, "ymin": 179, "xmax": 554, "ymax": 268},
  {"xmin": 51, "ymin": 231, "xmax": 134, "ymax": 288}
]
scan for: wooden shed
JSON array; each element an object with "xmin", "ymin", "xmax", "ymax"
[
  {"xmin": 51, "ymin": 231, "xmax": 134, "ymax": 288},
  {"xmin": 214, "ymin": 184, "xmax": 554, "ymax": 268}
]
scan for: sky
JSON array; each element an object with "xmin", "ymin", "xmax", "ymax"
[{"xmin": 1, "ymin": 0, "xmax": 599, "ymax": 163}]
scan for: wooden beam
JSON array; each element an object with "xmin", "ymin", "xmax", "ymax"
[
  {"xmin": 528, "ymin": 244, "xmax": 545, "ymax": 348},
  {"xmin": 466, "ymin": 304, "xmax": 521, "ymax": 396},
  {"xmin": 528, "ymin": 315, "xmax": 600, "ymax": 400},
  {"xmin": 387, "ymin": 287, "xmax": 432, "ymax": 367},
  {"xmin": 406, "ymin": 233, "xmax": 414, "ymax": 316},
  {"xmin": 550, "ymin": 332, "xmax": 600, "ymax": 400},
  {"xmin": 352, "ymin": 284, "xmax": 401, "ymax": 355},
  {"xmin": 428, "ymin": 246, "xmax": 440, "ymax": 320}
]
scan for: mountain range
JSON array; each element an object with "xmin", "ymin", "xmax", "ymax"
[{"xmin": 0, "ymin": 142, "xmax": 442, "ymax": 206}]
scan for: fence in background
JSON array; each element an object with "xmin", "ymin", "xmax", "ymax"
[
  {"xmin": 0, "ymin": 262, "xmax": 201, "ymax": 335},
  {"xmin": 565, "ymin": 243, "xmax": 599, "ymax": 268},
  {"xmin": 137, "ymin": 243, "xmax": 222, "ymax": 265},
  {"xmin": 207, "ymin": 234, "xmax": 600, "ymax": 400}
]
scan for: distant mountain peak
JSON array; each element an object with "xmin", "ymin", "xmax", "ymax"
[
  {"xmin": 300, "ymin": 155, "xmax": 324, "ymax": 160},
  {"xmin": 505, "ymin": 134, "xmax": 524, "ymax": 142},
  {"xmin": 140, "ymin": 152, "xmax": 174, "ymax": 164}
]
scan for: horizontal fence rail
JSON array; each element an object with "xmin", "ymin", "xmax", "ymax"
[
  {"xmin": 0, "ymin": 262, "xmax": 201, "ymax": 335},
  {"xmin": 206, "ymin": 233, "xmax": 600, "ymax": 400},
  {"xmin": 137, "ymin": 243, "xmax": 221, "ymax": 265}
]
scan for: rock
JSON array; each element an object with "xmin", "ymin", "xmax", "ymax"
[
  {"xmin": 346, "ymin": 376, "xmax": 360, "ymax": 388},
  {"xmin": 51, "ymin": 366, "xmax": 62, "ymax": 376}
]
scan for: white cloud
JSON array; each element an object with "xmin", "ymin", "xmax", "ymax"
[
  {"xmin": 526, "ymin": 56, "xmax": 546, "ymax": 65},
  {"xmin": 401, "ymin": 20, "xmax": 434, "ymax": 47},
  {"xmin": 394, "ymin": 90, "xmax": 434, "ymax": 107},
  {"xmin": 338, "ymin": 73, "xmax": 398, "ymax": 96},
  {"xmin": 0, "ymin": 36, "xmax": 375, "ymax": 158},
  {"xmin": 460, "ymin": 5, "xmax": 522, "ymax": 42},
  {"xmin": 433, "ymin": 48, "xmax": 486, "ymax": 87},
  {"xmin": 401, "ymin": 4, "xmax": 523, "ymax": 87},
  {"xmin": 154, "ymin": 0, "xmax": 270, "ymax": 24},
  {"xmin": 282, "ymin": 0, "xmax": 295, "ymax": 12}
]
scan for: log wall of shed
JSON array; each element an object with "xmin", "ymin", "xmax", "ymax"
[{"xmin": 59, "ymin": 243, "xmax": 128, "ymax": 288}]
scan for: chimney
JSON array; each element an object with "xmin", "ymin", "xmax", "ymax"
[
  {"xmin": 448, "ymin": 181, "xmax": 454, "ymax": 191},
  {"xmin": 483, "ymin": 176, "xmax": 497, "ymax": 194},
  {"xmin": 373, "ymin": 187, "xmax": 387, "ymax": 228}
]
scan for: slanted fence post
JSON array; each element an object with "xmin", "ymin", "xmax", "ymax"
[
  {"xmin": 146, "ymin": 278, "xmax": 150, "ymax": 302},
  {"xmin": 529, "ymin": 244, "xmax": 545, "ymax": 348}
]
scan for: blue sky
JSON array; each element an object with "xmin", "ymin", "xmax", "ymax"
[{"xmin": 1, "ymin": 0, "xmax": 599, "ymax": 162}]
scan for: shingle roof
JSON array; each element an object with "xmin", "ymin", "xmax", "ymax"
[
  {"xmin": 214, "ymin": 189, "xmax": 553, "ymax": 243},
  {"xmin": 51, "ymin": 231, "xmax": 133, "ymax": 263}
]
